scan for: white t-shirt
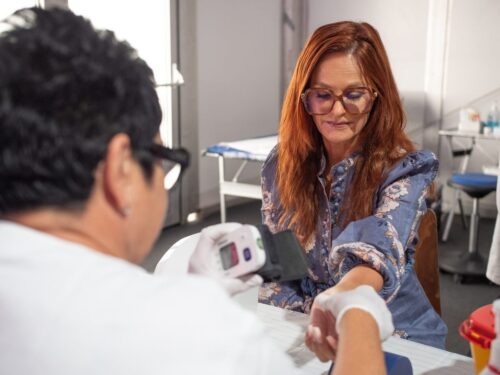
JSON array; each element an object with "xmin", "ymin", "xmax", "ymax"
[
  {"xmin": 486, "ymin": 159, "xmax": 500, "ymax": 285},
  {"xmin": 0, "ymin": 221, "xmax": 300, "ymax": 375}
]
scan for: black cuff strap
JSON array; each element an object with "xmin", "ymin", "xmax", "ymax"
[{"xmin": 256, "ymin": 224, "xmax": 310, "ymax": 283}]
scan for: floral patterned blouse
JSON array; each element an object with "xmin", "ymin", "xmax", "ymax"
[{"xmin": 258, "ymin": 146, "xmax": 447, "ymax": 349}]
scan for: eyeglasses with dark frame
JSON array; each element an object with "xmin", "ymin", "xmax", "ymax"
[
  {"xmin": 301, "ymin": 86, "xmax": 378, "ymax": 115},
  {"xmin": 148, "ymin": 144, "xmax": 190, "ymax": 190}
]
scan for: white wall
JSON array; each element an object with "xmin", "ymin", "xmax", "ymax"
[
  {"xmin": 444, "ymin": 0, "xmax": 500, "ymax": 114},
  {"xmin": 196, "ymin": 0, "xmax": 281, "ymax": 209},
  {"xmin": 437, "ymin": 0, "xmax": 500, "ymax": 215},
  {"xmin": 307, "ymin": 0, "xmax": 430, "ymax": 145}
]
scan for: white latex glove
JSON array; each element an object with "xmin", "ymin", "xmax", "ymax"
[
  {"xmin": 315, "ymin": 285, "xmax": 394, "ymax": 341},
  {"xmin": 481, "ymin": 300, "xmax": 500, "ymax": 375},
  {"xmin": 188, "ymin": 222, "xmax": 263, "ymax": 296}
]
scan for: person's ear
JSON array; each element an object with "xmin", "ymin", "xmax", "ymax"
[{"xmin": 101, "ymin": 133, "xmax": 135, "ymax": 218}]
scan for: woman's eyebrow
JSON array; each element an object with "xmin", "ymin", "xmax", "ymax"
[{"xmin": 310, "ymin": 81, "xmax": 366, "ymax": 90}]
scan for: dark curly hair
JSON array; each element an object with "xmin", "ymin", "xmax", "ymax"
[{"xmin": 0, "ymin": 7, "xmax": 162, "ymax": 214}]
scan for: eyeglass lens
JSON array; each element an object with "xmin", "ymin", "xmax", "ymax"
[
  {"xmin": 162, "ymin": 161, "xmax": 182, "ymax": 190},
  {"xmin": 303, "ymin": 88, "xmax": 374, "ymax": 115}
]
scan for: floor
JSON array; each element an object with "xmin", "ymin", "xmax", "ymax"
[
  {"xmin": 438, "ymin": 213, "xmax": 499, "ymax": 354},
  {"xmin": 142, "ymin": 200, "xmax": 500, "ymax": 356}
]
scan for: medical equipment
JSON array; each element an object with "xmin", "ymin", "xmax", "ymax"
[
  {"xmin": 214, "ymin": 224, "xmax": 309, "ymax": 282},
  {"xmin": 214, "ymin": 225, "xmax": 266, "ymax": 278}
]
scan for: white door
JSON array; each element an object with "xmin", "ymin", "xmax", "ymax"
[
  {"xmin": 67, "ymin": 0, "xmax": 173, "ymax": 146},
  {"xmin": 0, "ymin": 1, "xmax": 40, "ymax": 20},
  {"xmin": 67, "ymin": 0, "xmax": 183, "ymax": 226}
]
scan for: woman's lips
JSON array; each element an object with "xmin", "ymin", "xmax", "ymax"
[{"xmin": 324, "ymin": 121, "xmax": 351, "ymax": 127}]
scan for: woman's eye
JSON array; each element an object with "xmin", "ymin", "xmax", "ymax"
[
  {"xmin": 314, "ymin": 91, "xmax": 331, "ymax": 100},
  {"xmin": 344, "ymin": 90, "xmax": 364, "ymax": 100}
]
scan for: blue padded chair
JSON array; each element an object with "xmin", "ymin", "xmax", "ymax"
[{"xmin": 439, "ymin": 173, "xmax": 497, "ymax": 281}]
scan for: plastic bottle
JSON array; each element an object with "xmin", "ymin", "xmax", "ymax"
[{"xmin": 486, "ymin": 101, "xmax": 499, "ymax": 132}]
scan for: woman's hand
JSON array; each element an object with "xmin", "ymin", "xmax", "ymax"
[
  {"xmin": 305, "ymin": 285, "xmax": 345, "ymax": 361},
  {"xmin": 305, "ymin": 285, "xmax": 394, "ymax": 363},
  {"xmin": 316, "ymin": 285, "xmax": 394, "ymax": 340},
  {"xmin": 305, "ymin": 298, "xmax": 339, "ymax": 362}
]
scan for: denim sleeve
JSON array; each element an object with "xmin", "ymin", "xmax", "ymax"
[
  {"xmin": 258, "ymin": 281, "xmax": 307, "ymax": 311},
  {"xmin": 327, "ymin": 150, "xmax": 439, "ymax": 302}
]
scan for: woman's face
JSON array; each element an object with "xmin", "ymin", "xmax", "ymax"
[{"xmin": 308, "ymin": 53, "xmax": 372, "ymax": 162}]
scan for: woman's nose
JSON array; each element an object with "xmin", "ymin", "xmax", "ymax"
[{"xmin": 329, "ymin": 98, "xmax": 346, "ymax": 116}]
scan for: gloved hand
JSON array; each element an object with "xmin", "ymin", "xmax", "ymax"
[
  {"xmin": 480, "ymin": 300, "xmax": 500, "ymax": 375},
  {"xmin": 314, "ymin": 285, "xmax": 394, "ymax": 341},
  {"xmin": 481, "ymin": 340, "xmax": 500, "ymax": 375},
  {"xmin": 188, "ymin": 222, "xmax": 263, "ymax": 296}
]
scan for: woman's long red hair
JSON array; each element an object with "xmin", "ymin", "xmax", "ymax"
[{"xmin": 277, "ymin": 21, "xmax": 415, "ymax": 246}]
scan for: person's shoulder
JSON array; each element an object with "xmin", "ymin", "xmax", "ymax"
[
  {"xmin": 262, "ymin": 144, "xmax": 279, "ymax": 173},
  {"xmin": 383, "ymin": 149, "xmax": 439, "ymax": 186},
  {"xmin": 115, "ymin": 272, "xmax": 251, "ymax": 324},
  {"xmin": 261, "ymin": 144, "xmax": 279, "ymax": 189},
  {"xmin": 90, "ymin": 257, "xmax": 233, "ymax": 309},
  {"xmin": 393, "ymin": 149, "xmax": 438, "ymax": 173},
  {"xmin": 404, "ymin": 149, "xmax": 438, "ymax": 168}
]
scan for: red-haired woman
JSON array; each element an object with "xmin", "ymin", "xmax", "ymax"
[{"xmin": 259, "ymin": 21, "xmax": 447, "ymax": 350}]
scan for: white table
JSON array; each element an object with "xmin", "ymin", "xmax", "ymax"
[
  {"xmin": 257, "ymin": 303, "xmax": 475, "ymax": 375},
  {"xmin": 439, "ymin": 129, "xmax": 500, "ymax": 140}
]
